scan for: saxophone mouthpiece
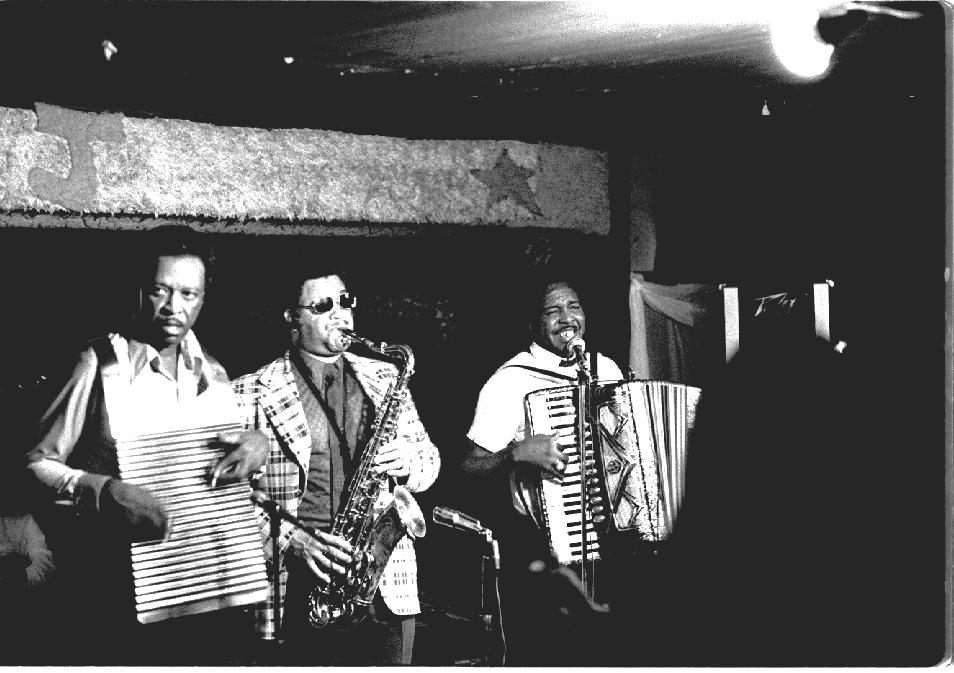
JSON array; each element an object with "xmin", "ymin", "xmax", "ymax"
[{"xmin": 338, "ymin": 328, "xmax": 375, "ymax": 350}]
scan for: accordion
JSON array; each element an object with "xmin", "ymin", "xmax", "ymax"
[
  {"xmin": 523, "ymin": 380, "xmax": 701, "ymax": 564},
  {"xmin": 115, "ymin": 422, "xmax": 270, "ymax": 624}
]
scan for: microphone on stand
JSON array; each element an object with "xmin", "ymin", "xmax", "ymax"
[
  {"xmin": 567, "ymin": 336, "xmax": 590, "ymax": 380},
  {"xmin": 433, "ymin": 506, "xmax": 499, "ymax": 569},
  {"xmin": 432, "ymin": 506, "xmax": 489, "ymax": 535}
]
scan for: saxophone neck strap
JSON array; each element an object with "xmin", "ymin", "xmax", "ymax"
[{"xmin": 289, "ymin": 350, "xmax": 356, "ymax": 477}]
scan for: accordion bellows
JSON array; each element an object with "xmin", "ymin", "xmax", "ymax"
[{"xmin": 115, "ymin": 423, "xmax": 269, "ymax": 624}]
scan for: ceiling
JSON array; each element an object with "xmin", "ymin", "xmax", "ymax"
[{"xmin": 0, "ymin": 1, "xmax": 944, "ymax": 140}]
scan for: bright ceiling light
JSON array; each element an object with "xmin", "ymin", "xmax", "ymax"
[{"xmin": 770, "ymin": 3, "xmax": 835, "ymax": 79}]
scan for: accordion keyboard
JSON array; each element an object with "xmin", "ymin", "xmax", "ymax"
[{"xmin": 526, "ymin": 388, "xmax": 602, "ymax": 565}]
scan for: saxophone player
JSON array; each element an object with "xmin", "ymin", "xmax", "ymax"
[{"xmin": 232, "ymin": 268, "xmax": 440, "ymax": 665}]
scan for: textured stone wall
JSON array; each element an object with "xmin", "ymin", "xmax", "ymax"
[{"xmin": 0, "ymin": 103, "xmax": 609, "ymax": 234}]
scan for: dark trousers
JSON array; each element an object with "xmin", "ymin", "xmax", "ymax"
[{"xmin": 280, "ymin": 557, "xmax": 416, "ymax": 666}]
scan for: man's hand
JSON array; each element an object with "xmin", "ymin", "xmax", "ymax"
[
  {"xmin": 98, "ymin": 477, "xmax": 170, "ymax": 543},
  {"xmin": 290, "ymin": 529, "xmax": 354, "ymax": 584},
  {"xmin": 512, "ymin": 433, "xmax": 569, "ymax": 480},
  {"xmin": 372, "ymin": 438, "xmax": 413, "ymax": 480},
  {"xmin": 210, "ymin": 430, "xmax": 270, "ymax": 486}
]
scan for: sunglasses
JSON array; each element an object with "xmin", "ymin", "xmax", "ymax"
[{"xmin": 296, "ymin": 292, "xmax": 358, "ymax": 315}]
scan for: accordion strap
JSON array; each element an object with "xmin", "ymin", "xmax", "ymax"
[
  {"xmin": 502, "ymin": 351, "xmax": 599, "ymax": 383},
  {"xmin": 501, "ymin": 364, "xmax": 575, "ymax": 382}
]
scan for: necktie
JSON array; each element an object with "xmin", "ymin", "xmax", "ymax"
[{"xmin": 324, "ymin": 368, "xmax": 341, "ymax": 428}]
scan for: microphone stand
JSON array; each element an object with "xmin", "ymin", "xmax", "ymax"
[
  {"xmin": 575, "ymin": 352, "xmax": 596, "ymax": 602},
  {"xmin": 269, "ymin": 506, "xmax": 281, "ymax": 640},
  {"xmin": 253, "ymin": 493, "xmax": 335, "ymax": 646},
  {"xmin": 432, "ymin": 508, "xmax": 505, "ymax": 665},
  {"xmin": 480, "ymin": 528, "xmax": 504, "ymax": 666}
]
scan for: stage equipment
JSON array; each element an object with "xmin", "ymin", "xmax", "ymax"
[{"xmin": 432, "ymin": 505, "xmax": 505, "ymax": 666}]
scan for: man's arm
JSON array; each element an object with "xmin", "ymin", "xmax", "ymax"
[
  {"xmin": 463, "ymin": 368, "xmax": 568, "ymax": 481},
  {"xmin": 26, "ymin": 347, "xmax": 168, "ymax": 542},
  {"xmin": 460, "ymin": 438, "xmax": 513, "ymax": 477},
  {"xmin": 383, "ymin": 390, "xmax": 440, "ymax": 494},
  {"xmin": 462, "ymin": 436, "xmax": 567, "ymax": 481},
  {"xmin": 26, "ymin": 348, "xmax": 99, "ymax": 499}
]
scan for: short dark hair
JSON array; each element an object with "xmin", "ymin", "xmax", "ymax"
[
  {"xmin": 139, "ymin": 224, "xmax": 215, "ymax": 289},
  {"xmin": 523, "ymin": 269, "xmax": 586, "ymax": 325}
]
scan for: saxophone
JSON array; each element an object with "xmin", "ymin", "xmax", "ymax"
[{"xmin": 305, "ymin": 329, "xmax": 427, "ymax": 629}]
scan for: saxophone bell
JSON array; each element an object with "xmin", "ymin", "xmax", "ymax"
[{"xmin": 392, "ymin": 486, "xmax": 427, "ymax": 539}]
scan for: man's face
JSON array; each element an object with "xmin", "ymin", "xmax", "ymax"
[
  {"xmin": 292, "ymin": 275, "xmax": 354, "ymax": 357},
  {"xmin": 536, "ymin": 282, "xmax": 586, "ymax": 356},
  {"xmin": 141, "ymin": 255, "xmax": 206, "ymax": 348}
]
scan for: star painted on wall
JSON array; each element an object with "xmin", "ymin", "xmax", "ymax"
[{"xmin": 470, "ymin": 148, "xmax": 542, "ymax": 217}]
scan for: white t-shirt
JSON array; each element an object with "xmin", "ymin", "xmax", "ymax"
[{"xmin": 467, "ymin": 341, "xmax": 625, "ymax": 513}]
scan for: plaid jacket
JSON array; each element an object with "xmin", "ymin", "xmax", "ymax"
[{"xmin": 232, "ymin": 350, "xmax": 440, "ymax": 640}]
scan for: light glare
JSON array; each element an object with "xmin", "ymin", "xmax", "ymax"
[{"xmin": 770, "ymin": 4, "xmax": 835, "ymax": 79}]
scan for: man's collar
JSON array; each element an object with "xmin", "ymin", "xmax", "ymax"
[
  {"xmin": 297, "ymin": 348, "xmax": 344, "ymax": 367},
  {"xmin": 528, "ymin": 341, "xmax": 569, "ymax": 369},
  {"xmin": 128, "ymin": 331, "xmax": 203, "ymax": 378},
  {"xmin": 293, "ymin": 348, "xmax": 343, "ymax": 381}
]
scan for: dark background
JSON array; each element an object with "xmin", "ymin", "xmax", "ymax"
[{"xmin": 0, "ymin": 1, "xmax": 948, "ymax": 666}]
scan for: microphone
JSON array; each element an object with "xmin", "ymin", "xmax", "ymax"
[
  {"xmin": 251, "ymin": 490, "xmax": 288, "ymax": 518},
  {"xmin": 432, "ymin": 506, "xmax": 489, "ymax": 536},
  {"xmin": 567, "ymin": 336, "xmax": 590, "ymax": 379}
]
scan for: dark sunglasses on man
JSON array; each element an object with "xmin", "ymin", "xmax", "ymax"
[{"xmin": 296, "ymin": 292, "xmax": 358, "ymax": 315}]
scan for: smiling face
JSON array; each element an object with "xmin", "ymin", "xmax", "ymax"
[
  {"xmin": 140, "ymin": 254, "xmax": 206, "ymax": 349},
  {"xmin": 535, "ymin": 282, "xmax": 585, "ymax": 356},
  {"xmin": 290, "ymin": 274, "xmax": 354, "ymax": 357}
]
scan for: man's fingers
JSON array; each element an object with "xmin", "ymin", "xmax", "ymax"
[
  {"xmin": 303, "ymin": 555, "xmax": 330, "ymax": 584},
  {"xmin": 372, "ymin": 456, "xmax": 407, "ymax": 477},
  {"xmin": 375, "ymin": 444, "xmax": 399, "ymax": 458},
  {"xmin": 317, "ymin": 533, "xmax": 353, "ymax": 556},
  {"xmin": 323, "ymin": 546, "xmax": 353, "ymax": 566},
  {"xmin": 305, "ymin": 543, "xmax": 351, "ymax": 576},
  {"xmin": 210, "ymin": 456, "xmax": 242, "ymax": 485},
  {"xmin": 374, "ymin": 457, "xmax": 403, "ymax": 470},
  {"xmin": 216, "ymin": 430, "xmax": 244, "ymax": 445},
  {"xmin": 374, "ymin": 445, "xmax": 405, "ymax": 465}
]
